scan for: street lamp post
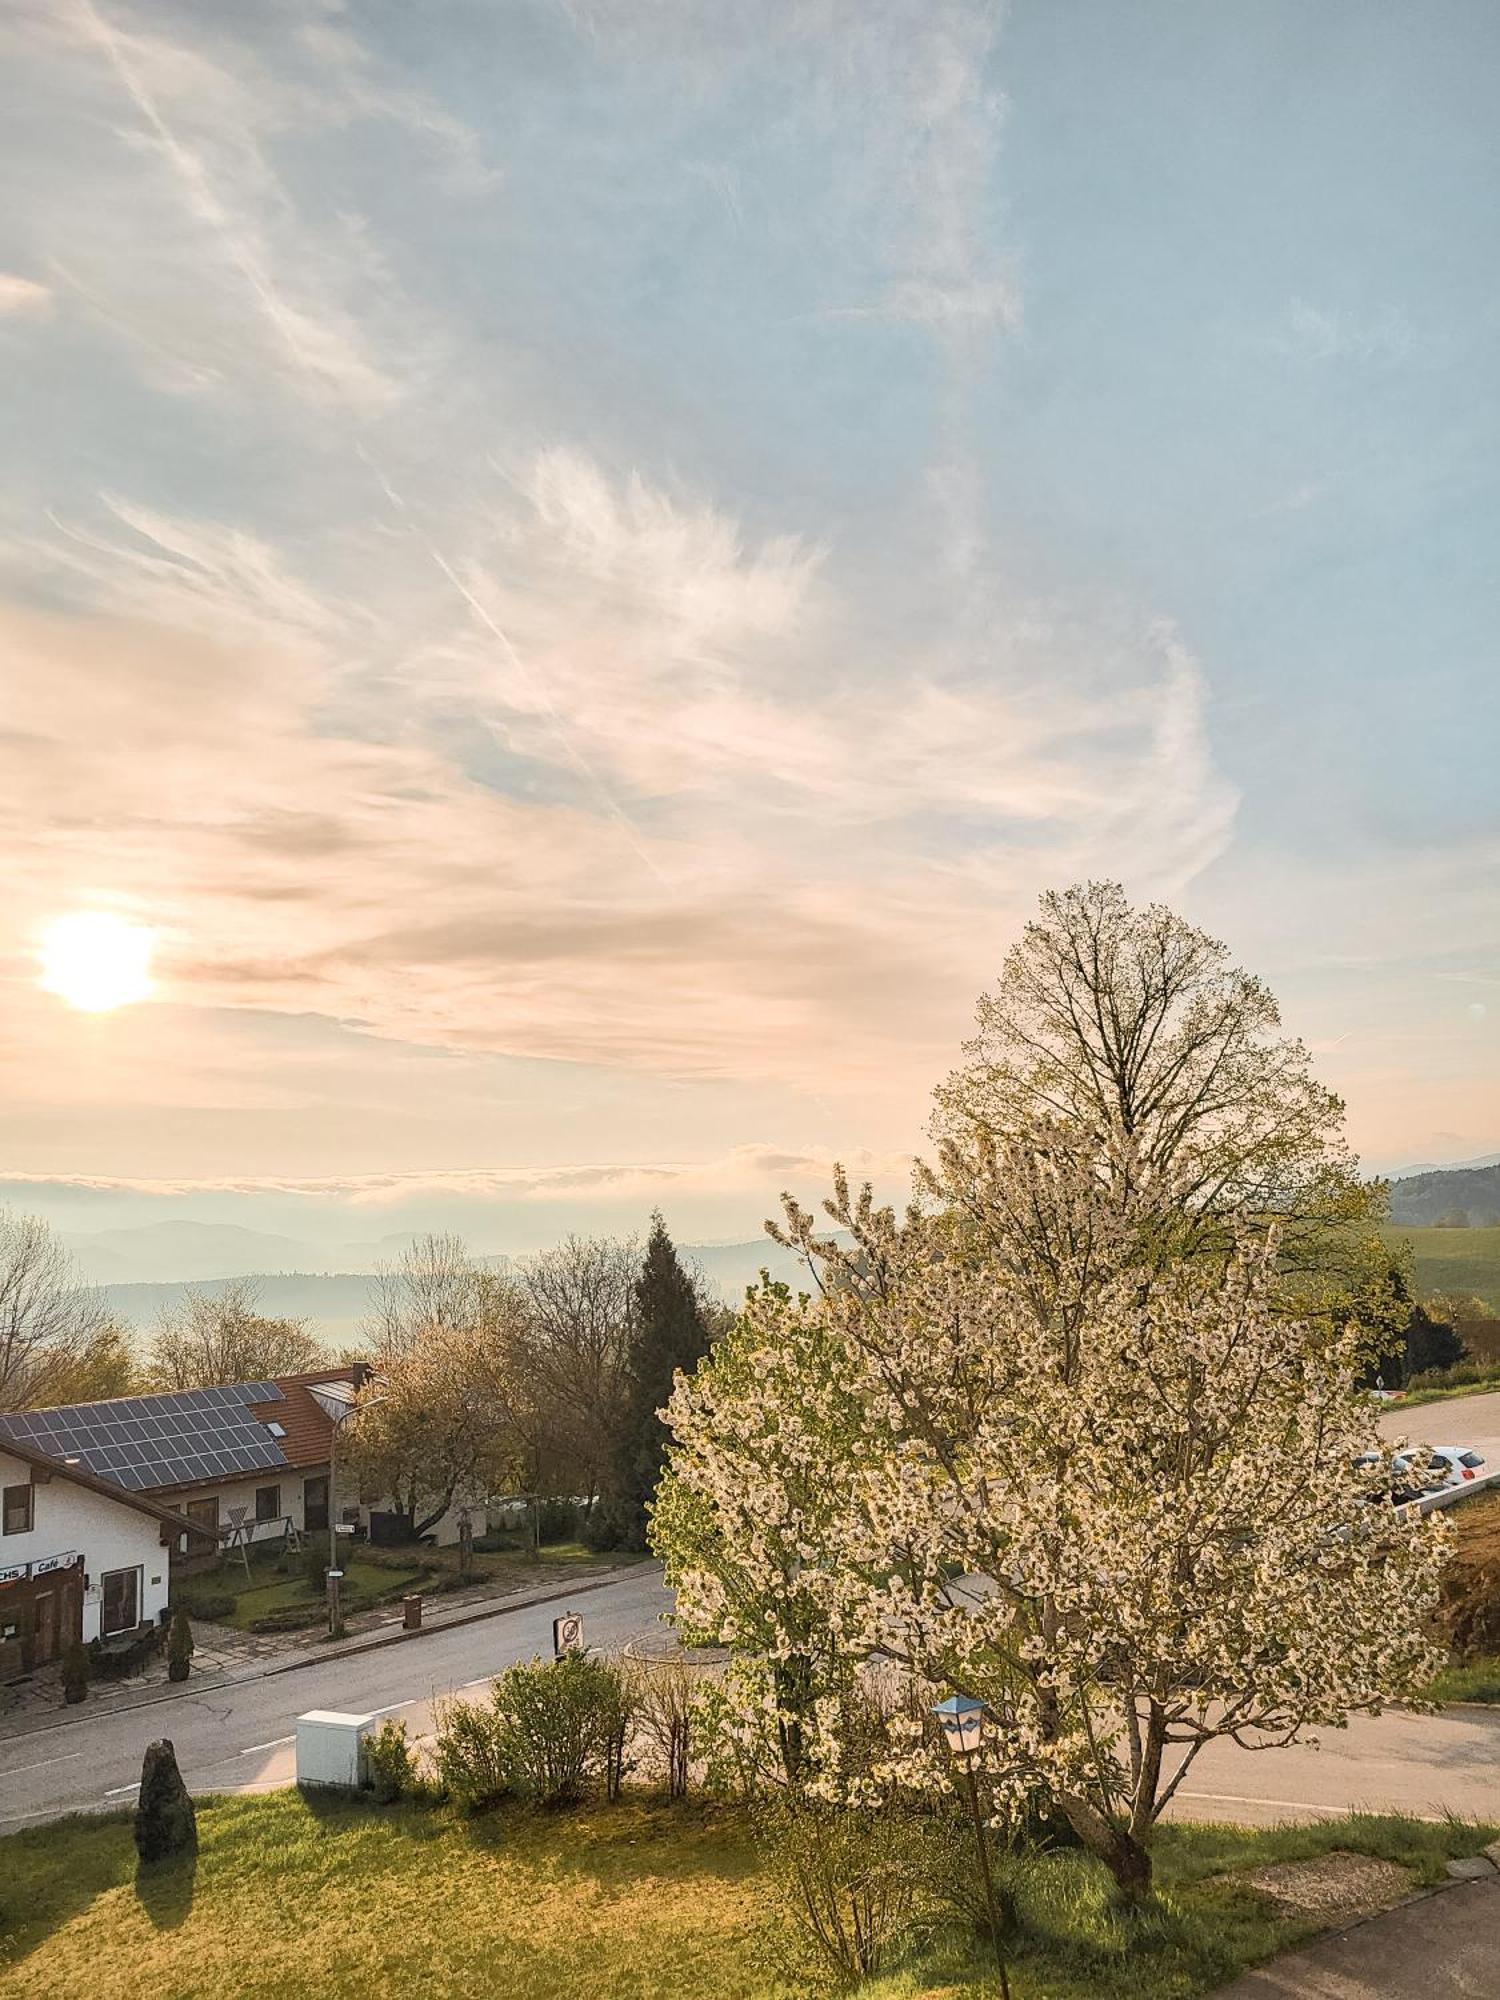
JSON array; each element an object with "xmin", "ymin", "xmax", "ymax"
[
  {"xmin": 932, "ymin": 1694, "xmax": 1011, "ymax": 2000},
  {"xmin": 309, "ymin": 1378, "xmax": 381, "ymax": 1641}
]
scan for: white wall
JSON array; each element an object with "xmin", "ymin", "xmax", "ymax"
[
  {"xmin": 0, "ymin": 1449, "xmax": 170, "ymax": 1643},
  {"xmin": 173, "ymin": 1466, "xmax": 329, "ymax": 1549}
]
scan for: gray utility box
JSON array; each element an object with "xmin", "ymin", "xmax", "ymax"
[{"xmin": 296, "ymin": 1709, "xmax": 377, "ymax": 1789}]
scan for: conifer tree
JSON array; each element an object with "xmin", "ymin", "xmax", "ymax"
[{"xmin": 606, "ymin": 1214, "xmax": 713, "ymax": 1550}]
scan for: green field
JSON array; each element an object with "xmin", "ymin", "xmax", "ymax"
[
  {"xmin": 2, "ymin": 1793, "xmax": 1494, "ymax": 2000},
  {"xmin": 1381, "ymin": 1224, "xmax": 1500, "ymax": 1312}
]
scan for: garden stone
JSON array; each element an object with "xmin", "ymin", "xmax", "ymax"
[{"xmin": 134, "ymin": 1739, "xmax": 197, "ymax": 1864}]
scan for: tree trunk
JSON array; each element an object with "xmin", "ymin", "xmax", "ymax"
[{"xmin": 1056, "ymin": 1793, "xmax": 1154, "ymax": 1904}]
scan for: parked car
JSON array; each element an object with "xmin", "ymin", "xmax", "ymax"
[
  {"xmin": 1352, "ymin": 1451, "xmax": 1429, "ymax": 1508},
  {"xmin": 1421, "ymin": 1446, "xmax": 1486, "ymax": 1490}
]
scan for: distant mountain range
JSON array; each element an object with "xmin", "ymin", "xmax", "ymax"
[
  {"xmin": 88, "ymin": 1231, "xmax": 834, "ymax": 1346},
  {"xmin": 67, "ymin": 1154, "xmax": 1499, "ymax": 1349},
  {"xmin": 63, "ymin": 1221, "xmax": 432, "ymax": 1286}
]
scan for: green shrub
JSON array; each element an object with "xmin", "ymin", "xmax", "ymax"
[
  {"xmin": 61, "ymin": 1642, "xmax": 90, "ymax": 1705},
  {"xmin": 535, "ymin": 1498, "xmax": 580, "ymax": 1545},
  {"xmin": 758, "ymin": 1797, "xmax": 924, "ymax": 1988},
  {"xmin": 247, "ymin": 1604, "xmax": 326, "ymax": 1634},
  {"xmin": 166, "ymin": 1607, "xmax": 194, "ymax": 1683},
  {"xmin": 303, "ymin": 1547, "xmax": 328, "ymax": 1595},
  {"xmin": 174, "ymin": 1584, "xmax": 236, "ymax": 1622},
  {"xmin": 580, "ymin": 1503, "xmax": 625, "ymax": 1553},
  {"xmin": 134, "ymin": 1739, "xmax": 196, "ymax": 1864},
  {"xmin": 492, "ymin": 1652, "xmax": 634, "ymax": 1806},
  {"xmin": 432, "ymin": 1693, "xmax": 511, "ymax": 1812},
  {"xmin": 364, "ymin": 1718, "xmax": 417, "ymax": 1804}
]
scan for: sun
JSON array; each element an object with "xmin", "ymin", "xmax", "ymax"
[{"xmin": 39, "ymin": 912, "xmax": 156, "ymax": 1013}]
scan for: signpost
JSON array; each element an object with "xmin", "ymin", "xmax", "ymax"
[{"xmin": 552, "ymin": 1612, "xmax": 585, "ymax": 1660}]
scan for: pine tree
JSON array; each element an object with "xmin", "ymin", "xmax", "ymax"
[{"xmin": 606, "ymin": 1215, "xmax": 713, "ymax": 1551}]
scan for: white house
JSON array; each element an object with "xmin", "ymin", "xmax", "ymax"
[
  {"xmin": 0, "ymin": 1366, "xmax": 476, "ymax": 1605},
  {"xmin": 0, "ymin": 1370, "xmax": 371, "ymax": 1567},
  {"xmin": 0, "ymin": 1437, "xmax": 195, "ymax": 1671}
]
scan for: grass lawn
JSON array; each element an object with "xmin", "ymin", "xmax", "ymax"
[
  {"xmin": 218, "ymin": 1556, "xmax": 426, "ymax": 1631},
  {"xmin": 175, "ymin": 1550, "xmax": 427, "ymax": 1632},
  {"xmin": 174, "ymin": 1537, "xmax": 636, "ymax": 1633},
  {"xmin": 2, "ymin": 1792, "xmax": 1492, "ymax": 2000}
]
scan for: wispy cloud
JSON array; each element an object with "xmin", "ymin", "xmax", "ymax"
[
  {"xmin": 0, "ymin": 0, "xmax": 1249, "ymax": 1184},
  {"xmin": 1261, "ymin": 298, "xmax": 1414, "ymax": 365},
  {"xmin": 3, "ymin": 0, "xmax": 467, "ymax": 410},
  {"xmin": 0, "ymin": 274, "xmax": 52, "ymax": 317},
  {"xmin": 0, "ymin": 1142, "xmax": 915, "ymax": 1208}
]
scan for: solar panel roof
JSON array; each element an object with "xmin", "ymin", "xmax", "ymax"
[{"xmin": 0, "ymin": 1380, "xmax": 293, "ymax": 1494}]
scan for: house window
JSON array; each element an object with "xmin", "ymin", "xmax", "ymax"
[
  {"xmin": 303, "ymin": 1475, "xmax": 329, "ymax": 1535},
  {"xmin": 2, "ymin": 1484, "xmax": 33, "ymax": 1536},
  {"xmin": 254, "ymin": 1484, "xmax": 281, "ymax": 1524},
  {"xmin": 101, "ymin": 1566, "xmax": 141, "ymax": 1637}
]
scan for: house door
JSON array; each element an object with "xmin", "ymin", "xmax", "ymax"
[
  {"xmin": 303, "ymin": 1475, "xmax": 329, "ymax": 1535},
  {"xmin": 101, "ymin": 1566, "xmax": 141, "ymax": 1637},
  {"xmin": 34, "ymin": 1588, "xmax": 58, "ymax": 1664}
]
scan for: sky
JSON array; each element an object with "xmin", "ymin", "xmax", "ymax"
[{"xmin": 1, "ymin": 0, "xmax": 1496, "ymax": 1265}]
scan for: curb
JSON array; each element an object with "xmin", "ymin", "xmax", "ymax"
[{"xmin": 0, "ymin": 1563, "xmax": 656, "ymax": 1743}]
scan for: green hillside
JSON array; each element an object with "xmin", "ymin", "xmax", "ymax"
[{"xmin": 1380, "ymin": 1224, "xmax": 1500, "ymax": 1313}]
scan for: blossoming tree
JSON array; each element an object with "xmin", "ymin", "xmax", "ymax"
[{"xmin": 656, "ymin": 1131, "xmax": 1450, "ymax": 1902}]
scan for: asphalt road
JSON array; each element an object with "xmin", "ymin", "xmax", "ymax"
[
  {"xmin": 1163, "ymin": 1704, "xmax": 1500, "ymax": 1829},
  {"xmin": 7, "ymin": 1533, "xmax": 1500, "ymax": 1838},
  {"xmin": 0, "ymin": 1565, "xmax": 675, "ymax": 1835},
  {"xmin": 1379, "ymin": 1391, "xmax": 1500, "ymax": 1469}
]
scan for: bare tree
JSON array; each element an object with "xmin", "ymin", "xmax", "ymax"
[
  {"xmin": 516, "ymin": 1235, "xmax": 637, "ymax": 1508},
  {"xmin": 930, "ymin": 882, "xmax": 1379, "ymax": 1313},
  {"xmin": 363, "ymin": 1233, "xmax": 486, "ymax": 1360},
  {"xmin": 147, "ymin": 1278, "xmax": 322, "ymax": 1390},
  {"xmin": 0, "ymin": 1210, "xmax": 108, "ymax": 1410}
]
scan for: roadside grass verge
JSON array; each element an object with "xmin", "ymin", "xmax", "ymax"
[
  {"xmin": 2, "ymin": 1792, "xmax": 1493, "ymax": 2000},
  {"xmin": 1431, "ymin": 1655, "xmax": 1500, "ymax": 1703},
  {"xmin": 1390, "ymin": 1372, "xmax": 1500, "ymax": 1410}
]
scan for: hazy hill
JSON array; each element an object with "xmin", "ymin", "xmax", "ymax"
[
  {"xmin": 1388, "ymin": 1162, "xmax": 1500, "ymax": 1228},
  {"xmin": 95, "ymin": 1234, "xmax": 836, "ymax": 1348},
  {"xmin": 64, "ymin": 1222, "xmax": 418, "ymax": 1285}
]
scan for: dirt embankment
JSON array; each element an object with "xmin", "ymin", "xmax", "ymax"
[{"xmin": 1439, "ymin": 1491, "xmax": 1500, "ymax": 1655}]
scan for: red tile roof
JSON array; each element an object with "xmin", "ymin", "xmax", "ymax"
[{"xmin": 247, "ymin": 1365, "xmax": 369, "ymax": 1471}]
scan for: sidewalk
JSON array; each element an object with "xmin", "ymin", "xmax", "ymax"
[
  {"xmin": 0, "ymin": 1558, "xmax": 650, "ymax": 1740},
  {"xmin": 1215, "ymin": 1872, "xmax": 1500, "ymax": 1997}
]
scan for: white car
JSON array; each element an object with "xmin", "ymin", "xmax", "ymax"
[{"xmin": 1421, "ymin": 1446, "xmax": 1487, "ymax": 1490}]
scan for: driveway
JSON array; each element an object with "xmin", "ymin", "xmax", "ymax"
[
  {"xmin": 1215, "ymin": 1874, "xmax": 1500, "ymax": 1997},
  {"xmin": 0, "ymin": 1564, "xmax": 675, "ymax": 1834}
]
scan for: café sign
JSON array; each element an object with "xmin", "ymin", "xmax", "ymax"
[
  {"xmin": 0, "ymin": 1550, "xmax": 82, "ymax": 1585},
  {"xmin": 33, "ymin": 1550, "xmax": 80, "ymax": 1577}
]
